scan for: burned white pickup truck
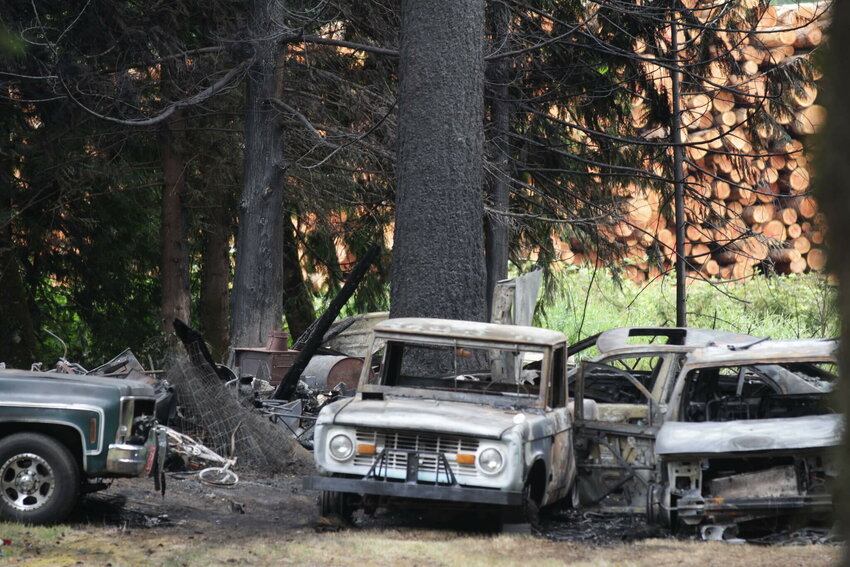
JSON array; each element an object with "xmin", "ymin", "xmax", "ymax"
[
  {"xmin": 304, "ymin": 318, "xmax": 576, "ymax": 525},
  {"xmin": 572, "ymin": 333, "xmax": 839, "ymax": 532}
]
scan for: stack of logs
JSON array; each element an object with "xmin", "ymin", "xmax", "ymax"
[{"xmin": 553, "ymin": 2, "xmax": 828, "ymax": 283}]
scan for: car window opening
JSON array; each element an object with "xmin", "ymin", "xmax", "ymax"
[
  {"xmin": 372, "ymin": 340, "xmax": 543, "ymax": 398},
  {"xmin": 576, "ymin": 356, "xmax": 663, "ymax": 405},
  {"xmin": 682, "ymin": 362, "xmax": 836, "ymax": 422}
]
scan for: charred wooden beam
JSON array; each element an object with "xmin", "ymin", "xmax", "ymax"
[{"xmin": 272, "ymin": 243, "xmax": 381, "ymax": 400}]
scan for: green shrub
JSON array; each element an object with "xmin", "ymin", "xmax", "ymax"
[{"xmin": 540, "ymin": 268, "xmax": 838, "ymax": 343}]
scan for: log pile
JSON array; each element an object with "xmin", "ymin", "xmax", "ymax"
[{"xmin": 553, "ymin": 3, "xmax": 829, "ymax": 283}]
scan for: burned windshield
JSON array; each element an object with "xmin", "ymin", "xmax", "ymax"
[
  {"xmin": 681, "ymin": 360, "xmax": 836, "ymax": 422},
  {"xmin": 369, "ymin": 339, "xmax": 543, "ymax": 398}
]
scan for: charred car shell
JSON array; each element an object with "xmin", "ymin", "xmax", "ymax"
[
  {"xmin": 571, "ymin": 328, "xmax": 839, "ymax": 532},
  {"xmin": 650, "ymin": 338, "xmax": 839, "ymax": 529},
  {"xmin": 570, "ymin": 327, "xmax": 757, "ymax": 512}
]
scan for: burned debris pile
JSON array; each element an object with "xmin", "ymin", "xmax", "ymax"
[
  {"xmin": 159, "ymin": 244, "xmax": 382, "ymax": 472},
  {"xmin": 165, "ymin": 339, "xmax": 313, "ymax": 474}
]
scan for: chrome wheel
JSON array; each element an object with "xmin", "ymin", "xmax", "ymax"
[
  {"xmin": 1, "ymin": 452, "xmax": 55, "ymax": 512},
  {"xmin": 0, "ymin": 433, "xmax": 79, "ymax": 524}
]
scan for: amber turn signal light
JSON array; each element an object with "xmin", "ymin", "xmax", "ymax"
[{"xmin": 357, "ymin": 444, "xmax": 377, "ymax": 455}]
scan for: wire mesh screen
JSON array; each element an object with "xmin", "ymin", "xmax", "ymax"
[{"xmin": 165, "ymin": 343, "xmax": 312, "ymax": 474}]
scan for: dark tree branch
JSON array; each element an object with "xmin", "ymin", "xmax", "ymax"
[{"xmin": 63, "ymin": 62, "xmax": 250, "ymax": 127}]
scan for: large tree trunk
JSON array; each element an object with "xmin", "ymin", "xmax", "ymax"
[
  {"xmin": 390, "ymin": 0, "xmax": 487, "ymax": 322},
  {"xmin": 199, "ymin": 199, "xmax": 231, "ymax": 363},
  {"xmin": 158, "ymin": 111, "xmax": 191, "ymax": 343},
  {"xmin": 281, "ymin": 214, "xmax": 315, "ymax": 341},
  {"xmin": 818, "ymin": 0, "xmax": 850, "ymax": 558},
  {"xmin": 230, "ymin": 0, "xmax": 286, "ymax": 349},
  {"xmin": 484, "ymin": 0, "xmax": 513, "ymax": 318}
]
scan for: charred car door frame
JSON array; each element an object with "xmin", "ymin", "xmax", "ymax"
[{"xmin": 572, "ymin": 359, "xmax": 664, "ymax": 511}]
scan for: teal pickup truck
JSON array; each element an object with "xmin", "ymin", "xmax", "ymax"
[{"xmin": 0, "ymin": 369, "xmax": 165, "ymax": 524}]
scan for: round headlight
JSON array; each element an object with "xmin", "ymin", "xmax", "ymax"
[
  {"xmin": 328, "ymin": 434, "xmax": 354, "ymax": 461},
  {"xmin": 478, "ymin": 448, "xmax": 504, "ymax": 475}
]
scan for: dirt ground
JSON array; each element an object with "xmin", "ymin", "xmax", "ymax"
[{"xmin": 0, "ymin": 470, "xmax": 841, "ymax": 566}]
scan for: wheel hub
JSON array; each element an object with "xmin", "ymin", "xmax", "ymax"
[
  {"xmin": 16, "ymin": 470, "xmax": 39, "ymax": 494},
  {"xmin": 1, "ymin": 453, "xmax": 55, "ymax": 511}
]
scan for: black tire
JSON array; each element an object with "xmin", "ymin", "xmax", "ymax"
[
  {"xmin": 319, "ymin": 490, "xmax": 353, "ymax": 523},
  {"xmin": 501, "ymin": 481, "xmax": 541, "ymax": 533},
  {"xmin": 0, "ymin": 433, "xmax": 80, "ymax": 524},
  {"xmin": 522, "ymin": 482, "xmax": 541, "ymax": 528}
]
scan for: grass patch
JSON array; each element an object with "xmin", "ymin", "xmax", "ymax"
[
  {"xmin": 0, "ymin": 522, "xmax": 68, "ymax": 562},
  {"xmin": 541, "ymin": 269, "xmax": 837, "ymax": 343},
  {"xmin": 3, "ymin": 527, "xmax": 838, "ymax": 567}
]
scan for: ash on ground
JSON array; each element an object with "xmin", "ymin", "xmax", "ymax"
[
  {"xmin": 539, "ymin": 509, "xmax": 666, "ymax": 544},
  {"xmin": 61, "ymin": 473, "xmax": 840, "ymax": 549},
  {"xmin": 748, "ymin": 527, "xmax": 841, "ymax": 546},
  {"xmin": 538, "ymin": 507, "xmax": 840, "ymax": 546}
]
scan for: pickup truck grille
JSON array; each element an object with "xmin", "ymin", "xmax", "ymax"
[
  {"xmin": 354, "ymin": 428, "xmax": 479, "ymax": 478},
  {"xmin": 118, "ymin": 397, "xmax": 158, "ymax": 443}
]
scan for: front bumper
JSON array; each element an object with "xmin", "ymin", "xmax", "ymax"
[
  {"xmin": 106, "ymin": 426, "xmax": 166, "ymax": 476},
  {"xmin": 677, "ymin": 493, "xmax": 834, "ymax": 524},
  {"xmin": 304, "ymin": 475, "xmax": 522, "ymax": 506}
]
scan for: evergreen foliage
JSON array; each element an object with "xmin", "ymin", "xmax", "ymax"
[{"xmin": 0, "ymin": 0, "xmax": 825, "ymax": 366}]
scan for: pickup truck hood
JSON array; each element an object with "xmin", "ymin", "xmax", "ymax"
[
  {"xmin": 656, "ymin": 414, "xmax": 843, "ymax": 456},
  {"xmin": 0, "ymin": 369, "xmax": 155, "ymax": 399},
  {"xmin": 331, "ymin": 397, "xmax": 528, "ymax": 439}
]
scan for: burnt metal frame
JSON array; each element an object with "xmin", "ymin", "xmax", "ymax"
[
  {"xmin": 303, "ymin": 474, "xmax": 522, "ymax": 505},
  {"xmin": 575, "ymin": 430, "xmax": 655, "ymax": 506},
  {"xmin": 304, "ymin": 447, "xmax": 524, "ymax": 505},
  {"xmin": 366, "ymin": 448, "xmax": 458, "ymax": 486},
  {"xmin": 574, "ymin": 362, "xmax": 659, "ymax": 426},
  {"xmin": 675, "ymin": 493, "xmax": 833, "ymax": 521},
  {"xmin": 573, "ymin": 361, "xmax": 661, "ymax": 507}
]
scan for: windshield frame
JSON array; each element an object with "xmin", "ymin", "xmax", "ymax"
[{"xmin": 359, "ymin": 333, "xmax": 555, "ymax": 409}]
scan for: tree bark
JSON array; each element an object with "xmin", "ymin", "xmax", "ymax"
[
  {"xmin": 230, "ymin": 0, "xmax": 286, "ymax": 349},
  {"xmin": 484, "ymin": 0, "xmax": 513, "ymax": 319},
  {"xmin": 199, "ymin": 199, "xmax": 231, "ymax": 363},
  {"xmin": 158, "ymin": 111, "xmax": 191, "ymax": 343},
  {"xmin": 281, "ymin": 213, "xmax": 315, "ymax": 341},
  {"xmin": 818, "ymin": 0, "xmax": 850, "ymax": 559},
  {"xmin": 390, "ymin": 0, "xmax": 487, "ymax": 322}
]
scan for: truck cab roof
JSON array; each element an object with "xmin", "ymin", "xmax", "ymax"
[{"xmin": 374, "ymin": 317, "xmax": 567, "ymax": 347}]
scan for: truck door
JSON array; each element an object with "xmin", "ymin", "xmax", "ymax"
[
  {"xmin": 572, "ymin": 355, "xmax": 665, "ymax": 512},
  {"xmin": 543, "ymin": 345, "xmax": 574, "ymax": 505}
]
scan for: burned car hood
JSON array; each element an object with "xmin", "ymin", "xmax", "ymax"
[
  {"xmin": 656, "ymin": 414, "xmax": 843, "ymax": 456},
  {"xmin": 330, "ymin": 397, "xmax": 530, "ymax": 439}
]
